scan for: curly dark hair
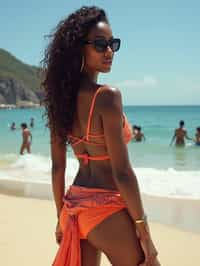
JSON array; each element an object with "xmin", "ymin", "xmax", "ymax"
[{"xmin": 41, "ymin": 6, "xmax": 109, "ymax": 143}]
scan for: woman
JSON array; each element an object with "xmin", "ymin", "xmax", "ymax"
[{"xmin": 42, "ymin": 6, "xmax": 160, "ymax": 266}]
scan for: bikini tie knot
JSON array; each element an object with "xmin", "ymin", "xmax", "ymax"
[{"xmin": 82, "ymin": 153, "xmax": 89, "ymax": 165}]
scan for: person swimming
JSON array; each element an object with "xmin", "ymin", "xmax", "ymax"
[
  {"xmin": 170, "ymin": 120, "xmax": 192, "ymax": 146},
  {"xmin": 134, "ymin": 126, "xmax": 145, "ymax": 142},
  {"xmin": 194, "ymin": 127, "xmax": 200, "ymax": 146},
  {"xmin": 10, "ymin": 122, "xmax": 16, "ymax": 130},
  {"xmin": 30, "ymin": 117, "xmax": 34, "ymax": 128},
  {"xmin": 132, "ymin": 125, "xmax": 138, "ymax": 139},
  {"xmin": 19, "ymin": 123, "xmax": 32, "ymax": 154}
]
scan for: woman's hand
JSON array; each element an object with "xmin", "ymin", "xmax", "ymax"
[
  {"xmin": 136, "ymin": 223, "xmax": 161, "ymax": 266},
  {"xmin": 55, "ymin": 220, "xmax": 63, "ymax": 245}
]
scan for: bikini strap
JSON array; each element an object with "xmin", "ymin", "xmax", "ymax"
[{"xmin": 86, "ymin": 86, "xmax": 107, "ymax": 140}]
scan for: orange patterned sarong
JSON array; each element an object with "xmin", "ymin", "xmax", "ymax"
[{"xmin": 52, "ymin": 185, "xmax": 126, "ymax": 266}]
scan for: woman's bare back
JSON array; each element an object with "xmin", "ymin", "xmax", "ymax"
[{"xmin": 70, "ymin": 87, "xmax": 118, "ymax": 190}]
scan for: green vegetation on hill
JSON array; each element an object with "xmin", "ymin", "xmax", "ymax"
[{"xmin": 0, "ymin": 48, "xmax": 41, "ymax": 92}]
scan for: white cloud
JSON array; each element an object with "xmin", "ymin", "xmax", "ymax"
[{"xmin": 116, "ymin": 76, "xmax": 158, "ymax": 89}]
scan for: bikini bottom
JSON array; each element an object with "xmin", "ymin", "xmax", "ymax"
[{"xmin": 52, "ymin": 185, "xmax": 126, "ymax": 266}]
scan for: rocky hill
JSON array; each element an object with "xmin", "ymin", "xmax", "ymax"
[{"xmin": 0, "ymin": 48, "xmax": 43, "ymax": 107}]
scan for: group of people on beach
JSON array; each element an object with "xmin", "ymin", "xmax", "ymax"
[
  {"xmin": 131, "ymin": 120, "xmax": 200, "ymax": 146},
  {"xmin": 10, "ymin": 117, "xmax": 34, "ymax": 131},
  {"xmin": 10, "ymin": 118, "xmax": 34, "ymax": 154},
  {"xmin": 10, "ymin": 117, "xmax": 200, "ymax": 156},
  {"xmin": 170, "ymin": 120, "xmax": 200, "ymax": 146}
]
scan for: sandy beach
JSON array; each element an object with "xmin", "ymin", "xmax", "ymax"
[{"xmin": 1, "ymin": 193, "xmax": 200, "ymax": 266}]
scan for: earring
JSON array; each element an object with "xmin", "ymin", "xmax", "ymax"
[{"xmin": 80, "ymin": 56, "xmax": 84, "ymax": 72}]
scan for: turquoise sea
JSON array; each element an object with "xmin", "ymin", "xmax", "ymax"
[{"xmin": 0, "ymin": 106, "xmax": 200, "ymax": 199}]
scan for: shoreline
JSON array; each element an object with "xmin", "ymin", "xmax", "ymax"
[
  {"xmin": 0, "ymin": 193, "xmax": 200, "ymax": 266},
  {"xmin": 1, "ymin": 178, "xmax": 200, "ymax": 234},
  {"xmin": 0, "ymin": 103, "xmax": 41, "ymax": 109}
]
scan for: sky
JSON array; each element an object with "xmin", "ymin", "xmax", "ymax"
[{"xmin": 1, "ymin": 0, "xmax": 200, "ymax": 105}]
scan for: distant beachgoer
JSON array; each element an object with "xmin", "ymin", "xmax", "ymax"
[
  {"xmin": 10, "ymin": 122, "xmax": 16, "ymax": 130},
  {"xmin": 132, "ymin": 125, "xmax": 138, "ymax": 139},
  {"xmin": 170, "ymin": 120, "xmax": 192, "ymax": 146},
  {"xmin": 134, "ymin": 126, "xmax": 146, "ymax": 142},
  {"xmin": 30, "ymin": 117, "xmax": 34, "ymax": 128},
  {"xmin": 194, "ymin": 127, "xmax": 200, "ymax": 146},
  {"xmin": 20, "ymin": 123, "xmax": 32, "ymax": 154}
]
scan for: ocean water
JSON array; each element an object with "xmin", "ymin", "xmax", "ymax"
[{"xmin": 0, "ymin": 106, "xmax": 200, "ymax": 199}]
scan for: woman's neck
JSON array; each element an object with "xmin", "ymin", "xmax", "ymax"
[
  {"xmin": 83, "ymin": 69, "xmax": 99, "ymax": 81},
  {"xmin": 81, "ymin": 72, "xmax": 99, "ymax": 89}
]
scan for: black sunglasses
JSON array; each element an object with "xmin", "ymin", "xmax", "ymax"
[{"xmin": 83, "ymin": 38, "xmax": 121, "ymax": 53}]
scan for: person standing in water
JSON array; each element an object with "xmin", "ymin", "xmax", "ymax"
[
  {"xmin": 194, "ymin": 127, "xmax": 200, "ymax": 146},
  {"xmin": 43, "ymin": 6, "xmax": 160, "ymax": 266},
  {"xmin": 30, "ymin": 117, "xmax": 34, "ymax": 128},
  {"xmin": 170, "ymin": 120, "xmax": 192, "ymax": 146},
  {"xmin": 20, "ymin": 123, "xmax": 32, "ymax": 154}
]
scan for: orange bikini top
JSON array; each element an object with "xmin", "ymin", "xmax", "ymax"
[{"xmin": 68, "ymin": 87, "xmax": 133, "ymax": 165}]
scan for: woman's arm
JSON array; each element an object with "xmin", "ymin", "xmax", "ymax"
[
  {"xmin": 98, "ymin": 87, "xmax": 160, "ymax": 266},
  {"xmin": 97, "ymin": 87, "xmax": 145, "ymax": 222},
  {"xmin": 50, "ymin": 131, "xmax": 66, "ymax": 219}
]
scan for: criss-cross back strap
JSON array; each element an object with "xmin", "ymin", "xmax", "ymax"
[{"xmin": 86, "ymin": 86, "xmax": 107, "ymax": 141}]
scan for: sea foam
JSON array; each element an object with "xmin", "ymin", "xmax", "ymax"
[{"xmin": 0, "ymin": 153, "xmax": 200, "ymax": 199}]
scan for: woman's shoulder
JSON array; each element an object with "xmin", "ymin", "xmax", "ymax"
[
  {"xmin": 98, "ymin": 84, "xmax": 121, "ymax": 95},
  {"xmin": 96, "ymin": 85, "xmax": 122, "ymax": 113}
]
